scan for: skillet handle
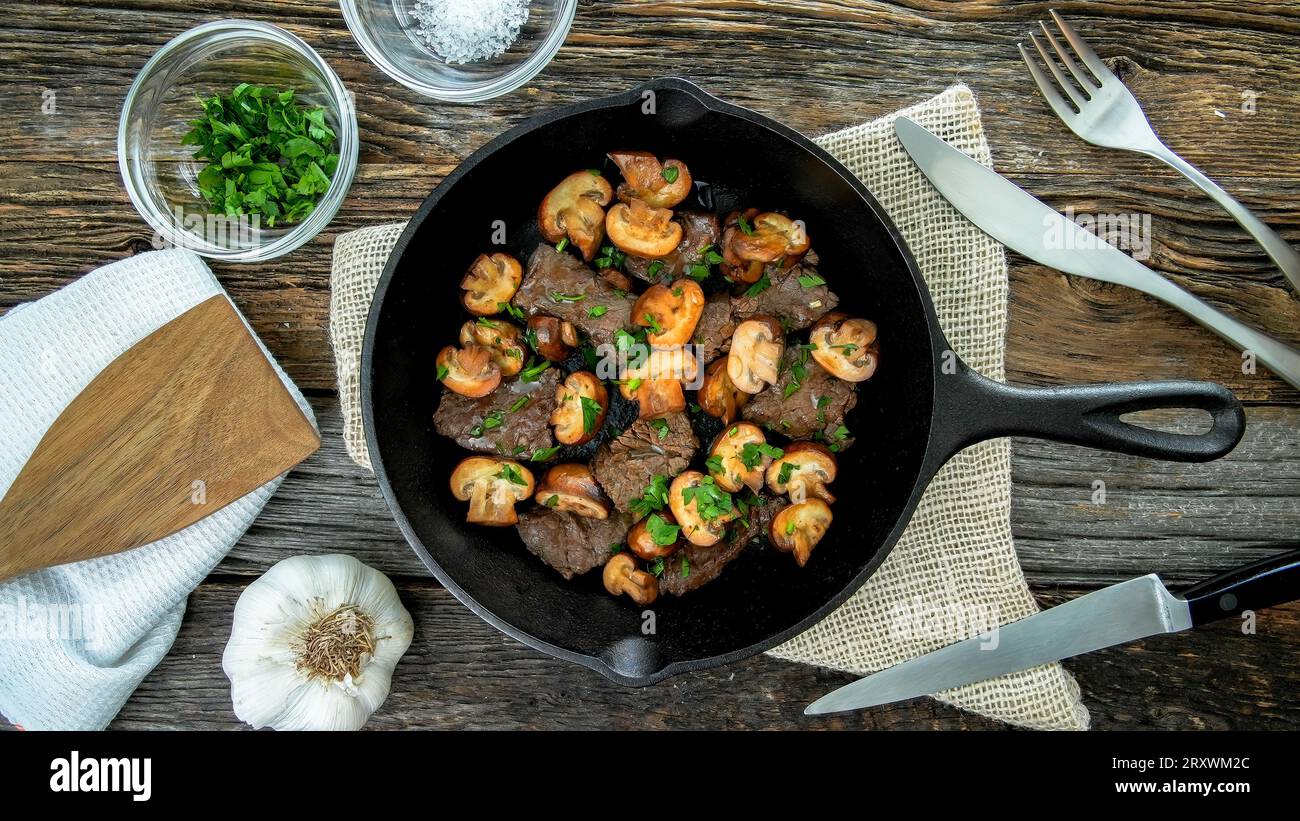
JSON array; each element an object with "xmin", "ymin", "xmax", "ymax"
[{"xmin": 927, "ymin": 362, "xmax": 1246, "ymax": 473}]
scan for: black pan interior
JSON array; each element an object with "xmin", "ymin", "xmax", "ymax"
[{"xmin": 366, "ymin": 82, "xmax": 940, "ymax": 682}]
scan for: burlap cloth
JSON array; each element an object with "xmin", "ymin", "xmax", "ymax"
[{"xmin": 329, "ymin": 85, "xmax": 1089, "ymax": 730}]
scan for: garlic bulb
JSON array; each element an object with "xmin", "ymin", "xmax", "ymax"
[{"xmin": 222, "ymin": 554, "xmax": 414, "ymax": 731}]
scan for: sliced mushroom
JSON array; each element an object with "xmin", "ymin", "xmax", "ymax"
[
  {"xmin": 460, "ymin": 253, "xmax": 523, "ymax": 316},
  {"xmin": 527, "ymin": 315, "xmax": 579, "ymax": 362},
  {"xmin": 550, "ymin": 371, "xmax": 609, "ymax": 446},
  {"xmin": 603, "ymin": 552, "xmax": 658, "ymax": 606},
  {"xmin": 766, "ymin": 441, "xmax": 837, "ymax": 504},
  {"xmin": 608, "ymin": 150, "xmax": 693, "ymax": 209},
  {"xmin": 770, "ymin": 499, "xmax": 832, "ymax": 567},
  {"xmin": 605, "ymin": 199, "xmax": 683, "ymax": 259},
  {"xmin": 534, "ymin": 463, "xmax": 611, "ymax": 519},
  {"xmin": 627, "ymin": 511, "xmax": 681, "ymax": 560},
  {"xmin": 632, "ymin": 279, "xmax": 705, "ymax": 346},
  {"xmin": 697, "ymin": 357, "xmax": 749, "ymax": 425},
  {"xmin": 538, "ymin": 171, "xmax": 613, "ymax": 261},
  {"xmin": 721, "ymin": 210, "xmax": 810, "ymax": 283},
  {"xmin": 727, "ymin": 316, "xmax": 785, "ymax": 394},
  {"xmin": 437, "ymin": 344, "xmax": 501, "ymax": 398},
  {"xmin": 459, "ymin": 319, "xmax": 525, "ymax": 377},
  {"xmin": 620, "ymin": 346, "xmax": 699, "ymax": 419},
  {"xmin": 669, "ymin": 470, "xmax": 739, "ymax": 547},
  {"xmin": 450, "ymin": 456, "xmax": 535, "ymax": 526},
  {"xmin": 707, "ymin": 422, "xmax": 777, "ymax": 494},
  {"xmin": 809, "ymin": 313, "xmax": 879, "ymax": 382}
]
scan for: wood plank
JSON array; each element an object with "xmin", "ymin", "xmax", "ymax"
[{"xmin": 107, "ymin": 580, "xmax": 1300, "ymax": 730}]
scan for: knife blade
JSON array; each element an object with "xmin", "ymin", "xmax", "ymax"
[
  {"xmin": 892, "ymin": 117, "xmax": 1300, "ymax": 391},
  {"xmin": 805, "ymin": 548, "xmax": 1300, "ymax": 716}
]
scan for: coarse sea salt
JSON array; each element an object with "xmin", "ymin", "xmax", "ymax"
[{"xmin": 412, "ymin": 0, "xmax": 531, "ymax": 65}]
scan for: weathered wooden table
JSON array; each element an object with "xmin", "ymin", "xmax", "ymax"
[{"xmin": 2, "ymin": 0, "xmax": 1298, "ymax": 730}]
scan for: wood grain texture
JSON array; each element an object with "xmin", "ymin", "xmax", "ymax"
[
  {"xmin": 0, "ymin": 296, "xmax": 319, "ymax": 579},
  {"xmin": 2, "ymin": 0, "xmax": 1298, "ymax": 730}
]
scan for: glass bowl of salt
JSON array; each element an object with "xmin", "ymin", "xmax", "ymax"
[{"xmin": 340, "ymin": 0, "xmax": 576, "ymax": 102}]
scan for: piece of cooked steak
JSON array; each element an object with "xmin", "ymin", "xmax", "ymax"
[
  {"xmin": 692, "ymin": 291, "xmax": 737, "ymax": 364},
  {"xmin": 515, "ymin": 245, "xmax": 634, "ymax": 348},
  {"xmin": 625, "ymin": 211, "xmax": 721, "ymax": 283},
  {"xmin": 742, "ymin": 347, "xmax": 857, "ymax": 445},
  {"xmin": 659, "ymin": 493, "xmax": 776, "ymax": 596},
  {"xmin": 516, "ymin": 508, "xmax": 635, "ymax": 580},
  {"xmin": 732, "ymin": 256, "xmax": 838, "ymax": 331},
  {"xmin": 593, "ymin": 412, "xmax": 698, "ymax": 512},
  {"xmin": 433, "ymin": 369, "xmax": 559, "ymax": 456}
]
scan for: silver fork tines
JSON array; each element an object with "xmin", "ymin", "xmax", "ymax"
[{"xmin": 1018, "ymin": 9, "xmax": 1300, "ymax": 291}]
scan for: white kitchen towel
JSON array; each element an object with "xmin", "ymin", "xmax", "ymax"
[{"xmin": 0, "ymin": 249, "xmax": 315, "ymax": 731}]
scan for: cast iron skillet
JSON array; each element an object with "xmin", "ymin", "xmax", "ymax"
[{"xmin": 362, "ymin": 78, "xmax": 1245, "ymax": 686}]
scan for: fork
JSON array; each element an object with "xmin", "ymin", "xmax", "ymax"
[{"xmin": 1019, "ymin": 10, "xmax": 1300, "ymax": 294}]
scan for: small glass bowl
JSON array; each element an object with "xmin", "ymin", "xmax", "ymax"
[
  {"xmin": 118, "ymin": 20, "xmax": 358, "ymax": 262},
  {"xmin": 340, "ymin": 0, "xmax": 576, "ymax": 102}
]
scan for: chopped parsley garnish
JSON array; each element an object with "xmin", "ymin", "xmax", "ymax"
[
  {"xmin": 686, "ymin": 263, "xmax": 710, "ymax": 281},
  {"xmin": 580, "ymin": 344, "xmax": 599, "ymax": 370},
  {"xmin": 740, "ymin": 442, "xmax": 783, "ymax": 469},
  {"xmin": 689, "ymin": 402, "xmax": 702, "ymax": 414},
  {"xmin": 785, "ymin": 520, "xmax": 797, "ymax": 535},
  {"xmin": 520, "ymin": 358, "xmax": 551, "ymax": 382},
  {"xmin": 743, "ymin": 273, "xmax": 771, "ymax": 297},
  {"xmin": 681, "ymin": 476, "xmax": 733, "ymax": 521},
  {"xmin": 499, "ymin": 302, "xmax": 525, "ymax": 321},
  {"xmin": 436, "ymin": 364, "xmax": 449, "ymax": 381},
  {"xmin": 476, "ymin": 316, "xmax": 498, "ymax": 328},
  {"xmin": 671, "ymin": 286, "xmax": 684, "ymax": 297},
  {"xmin": 544, "ymin": 494, "xmax": 559, "ymax": 507},
  {"xmin": 580, "ymin": 395, "xmax": 602, "ymax": 434},
  {"xmin": 508, "ymin": 396, "xmax": 529, "ymax": 413},
  {"xmin": 737, "ymin": 213, "xmax": 755, "ymax": 235},
  {"xmin": 649, "ymin": 557, "xmax": 666, "ymax": 577},
  {"xmin": 834, "ymin": 424, "xmax": 851, "ymax": 440},
  {"xmin": 816, "ymin": 395, "xmax": 832, "ymax": 409},
  {"xmin": 624, "ymin": 377, "xmax": 643, "ymax": 393},
  {"xmin": 782, "ymin": 345, "xmax": 814, "ymax": 399},
  {"xmin": 650, "ymin": 418, "xmax": 670, "ymax": 440},
  {"xmin": 777, "ymin": 461, "xmax": 798, "ymax": 485},
  {"xmin": 702, "ymin": 246, "xmax": 725, "ymax": 266},
  {"xmin": 831, "ymin": 343, "xmax": 860, "ymax": 355},
  {"xmin": 646, "ymin": 513, "xmax": 680, "ymax": 546},
  {"xmin": 594, "ymin": 245, "xmax": 626, "ymax": 269},
  {"xmin": 554, "ymin": 237, "xmax": 570, "ymax": 253},
  {"xmin": 629, "ymin": 475, "xmax": 670, "ymax": 519},
  {"xmin": 661, "ymin": 166, "xmax": 679, "ymax": 184},
  {"xmin": 610, "ymin": 542, "xmax": 623, "ymax": 555},
  {"xmin": 498, "ymin": 464, "xmax": 528, "ymax": 486},
  {"xmin": 643, "ymin": 313, "xmax": 663, "ymax": 335},
  {"xmin": 588, "ymin": 305, "xmax": 608, "ymax": 318},
  {"xmin": 549, "ymin": 292, "xmax": 585, "ymax": 303},
  {"xmin": 647, "ymin": 260, "xmax": 666, "ymax": 280},
  {"xmin": 680, "ymin": 555, "xmax": 690, "ymax": 578},
  {"xmin": 797, "ymin": 272, "xmax": 827, "ymax": 288},
  {"xmin": 530, "ymin": 446, "xmax": 561, "ymax": 461},
  {"xmin": 705, "ymin": 454, "xmax": 725, "ymax": 475}
]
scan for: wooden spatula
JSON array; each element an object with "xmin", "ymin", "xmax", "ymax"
[{"xmin": 0, "ymin": 294, "xmax": 320, "ymax": 580}]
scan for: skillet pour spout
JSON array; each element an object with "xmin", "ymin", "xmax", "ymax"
[{"xmin": 362, "ymin": 77, "xmax": 1247, "ymax": 688}]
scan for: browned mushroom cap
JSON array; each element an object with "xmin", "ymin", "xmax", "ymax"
[
  {"xmin": 535, "ymin": 463, "xmax": 612, "ymax": 519},
  {"xmin": 669, "ymin": 470, "xmax": 739, "ymax": 547},
  {"xmin": 619, "ymin": 346, "xmax": 699, "ymax": 419},
  {"xmin": 527, "ymin": 315, "xmax": 579, "ymax": 362},
  {"xmin": 707, "ymin": 422, "xmax": 777, "ymax": 494},
  {"xmin": 539, "ymin": 171, "xmax": 613, "ymax": 261},
  {"xmin": 437, "ymin": 344, "xmax": 501, "ymax": 398},
  {"xmin": 721, "ymin": 210, "xmax": 810, "ymax": 283},
  {"xmin": 770, "ymin": 499, "xmax": 832, "ymax": 567},
  {"xmin": 697, "ymin": 357, "xmax": 749, "ymax": 425},
  {"xmin": 627, "ymin": 511, "xmax": 681, "ymax": 560},
  {"xmin": 727, "ymin": 316, "xmax": 785, "ymax": 394},
  {"xmin": 632, "ymin": 279, "xmax": 705, "ymax": 346},
  {"xmin": 607, "ymin": 150, "xmax": 693, "ymax": 209},
  {"xmin": 605, "ymin": 199, "xmax": 683, "ymax": 259},
  {"xmin": 603, "ymin": 552, "xmax": 658, "ymax": 606},
  {"xmin": 765, "ymin": 441, "xmax": 837, "ymax": 504},
  {"xmin": 460, "ymin": 253, "xmax": 523, "ymax": 316},
  {"xmin": 809, "ymin": 313, "xmax": 879, "ymax": 382},
  {"xmin": 550, "ymin": 371, "xmax": 609, "ymax": 446},
  {"xmin": 449, "ymin": 456, "xmax": 535, "ymax": 526},
  {"xmin": 459, "ymin": 319, "xmax": 525, "ymax": 377}
]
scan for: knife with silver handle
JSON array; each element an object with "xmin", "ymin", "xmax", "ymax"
[
  {"xmin": 806, "ymin": 548, "xmax": 1300, "ymax": 715},
  {"xmin": 893, "ymin": 117, "xmax": 1300, "ymax": 391}
]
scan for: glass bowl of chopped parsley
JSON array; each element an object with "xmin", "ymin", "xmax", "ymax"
[
  {"xmin": 119, "ymin": 20, "xmax": 358, "ymax": 261},
  {"xmin": 340, "ymin": 0, "xmax": 576, "ymax": 102}
]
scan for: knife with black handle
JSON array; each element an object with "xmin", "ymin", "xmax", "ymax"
[{"xmin": 806, "ymin": 549, "xmax": 1300, "ymax": 715}]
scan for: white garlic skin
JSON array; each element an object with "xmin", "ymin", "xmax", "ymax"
[{"xmin": 222, "ymin": 554, "xmax": 414, "ymax": 731}]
